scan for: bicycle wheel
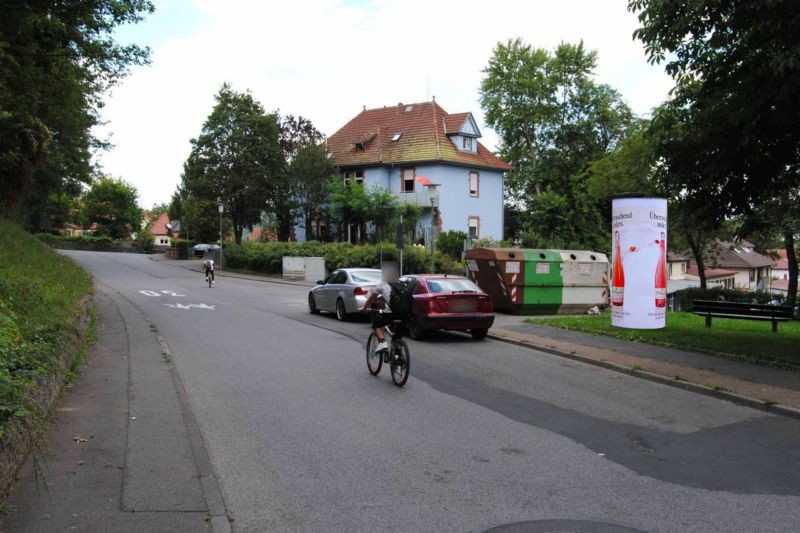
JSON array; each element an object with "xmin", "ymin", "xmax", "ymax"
[
  {"xmin": 207, "ymin": 274, "xmax": 212, "ymax": 288},
  {"xmin": 366, "ymin": 333, "xmax": 382, "ymax": 376},
  {"xmin": 390, "ymin": 339, "xmax": 410, "ymax": 387}
]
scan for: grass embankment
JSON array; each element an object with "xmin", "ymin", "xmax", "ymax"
[
  {"xmin": 529, "ymin": 310, "xmax": 800, "ymax": 367},
  {"xmin": 0, "ymin": 220, "xmax": 93, "ymax": 437}
]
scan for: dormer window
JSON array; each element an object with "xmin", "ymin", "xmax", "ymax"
[
  {"xmin": 463, "ymin": 137, "xmax": 473, "ymax": 150},
  {"xmin": 392, "ymin": 133, "xmax": 402, "ymax": 142}
]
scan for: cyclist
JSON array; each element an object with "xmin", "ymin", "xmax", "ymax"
[
  {"xmin": 361, "ymin": 272, "xmax": 414, "ymax": 354},
  {"xmin": 362, "ymin": 281, "xmax": 393, "ymax": 353},
  {"xmin": 204, "ymin": 258, "xmax": 215, "ymax": 284}
]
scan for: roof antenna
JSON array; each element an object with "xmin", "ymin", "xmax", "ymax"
[{"xmin": 426, "ymin": 75, "xmax": 430, "ymax": 101}]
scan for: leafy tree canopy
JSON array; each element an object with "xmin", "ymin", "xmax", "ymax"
[
  {"xmin": 181, "ymin": 84, "xmax": 284, "ymax": 244},
  {"xmin": 0, "ymin": 0, "xmax": 153, "ymax": 225},
  {"xmin": 81, "ymin": 176, "xmax": 141, "ymax": 239},
  {"xmin": 630, "ymin": 0, "xmax": 800, "ymax": 215}
]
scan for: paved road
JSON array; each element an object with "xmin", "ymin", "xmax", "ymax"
[{"xmin": 63, "ymin": 251, "xmax": 800, "ymax": 532}]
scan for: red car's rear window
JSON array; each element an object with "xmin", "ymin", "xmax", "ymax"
[{"xmin": 426, "ymin": 278, "xmax": 481, "ymax": 294}]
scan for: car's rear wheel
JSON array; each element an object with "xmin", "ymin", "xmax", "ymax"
[
  {"xmin": 336, "ymin": 298, "xmax": 348, "ymax": 321},
  {"xmin": 470, "ymin": 328, "xmax": 488, "ymax": 340},
  {"xmin": 308, "ymin": 293, "xmax": 320, "ymax": 314},
  {"xmin": 408, "ymin": 315, "xmax": 425, "ymax": 340}
]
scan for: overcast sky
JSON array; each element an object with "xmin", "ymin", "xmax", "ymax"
[{"xmin": 95, "ymin": 0, "xmax": 674, "ymax": 209}]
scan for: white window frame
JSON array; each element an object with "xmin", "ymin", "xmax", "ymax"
[
  {"xmin": 469, "ymin": 171, "xmax": 479, "ymax": 197},
  {"xmin": 344, "ymin": 169, "xmax": 365, "ymax": 185},
  {"xmin": 463, "ymin": 137, "xmax": 473, "ymax": 151},
  {"xmin": 468, "ymin": 216, "xmax": 480, "ymax": 239},
  {"xmin": 401, "ymin": 167, "xmax": 415, "ymax": 192}
]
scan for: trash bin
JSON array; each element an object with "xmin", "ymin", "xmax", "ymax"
[{"xmin": 464, "ymin": 248, "xmax": 609, "ymax": 315}]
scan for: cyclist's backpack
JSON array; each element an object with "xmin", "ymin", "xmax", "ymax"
[{"xmin": 389, "ymin": 280, "xmax": 414, "ymax": 319}]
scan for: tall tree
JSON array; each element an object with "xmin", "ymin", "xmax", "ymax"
[
  {"xmin": 630, "ymin": 0, "xmax": 800, "ymax": 296},
  {"xmin": 290, "ymin": 142, "xmax": 334, "ymax": 241},
  {"xmin": 480, "ymin": 39, "xmax": 633, "ymax": 250},
  {"xmin": 181, "ymin": 84, "xmax": 284, "ymax": 244},
  {"xmin": 0, "ymin": 0, "xmax": 153, "ymax": 225},
  {"xmin": 272, "ymin": 114, "xmax": 325, "ymax": 240},
  {"xmin": 81, "ymin": 177, "xmax": 141, "ymax": 239}
]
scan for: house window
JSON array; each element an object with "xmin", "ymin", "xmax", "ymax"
[
  {"xmin": 344, "ymin": 169, "xmax": 364, "ymax": 185},
  {"xmin": 463, "ymin": 137, "xmax": 473, "ymax": 151},
  {"xmin": 468, "ymin": 216, "xmax": 480, "ymax": 239},
  {"xmin": 401, "ymin": 168, "xmax": 415, "ymax": 192},
  {"xmin": 681, "ymin": 263, "xmax": 686, "ymax": 274},
  {"xmin": 469, "ymin": 171, "xmax": 479, "ymax": 197}
]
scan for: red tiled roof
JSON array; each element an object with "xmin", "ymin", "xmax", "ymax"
[
  {"xmin": 444, "ymin": 112, "xmax": 470, "ymax": 134},
  {"xmin": 150, "ymin": 212, "xmax": 171, "ymax": 236},
  {"xmin": 771, "ymin": 278, "xmax": 790, "ymax": 292},
  {"xmin": 686, "ymin": 265, "xmax": 737, "ymax": 279},
  {"xmin": 327, "ymin": 101, "xmax": 513, "ymax": 171}
]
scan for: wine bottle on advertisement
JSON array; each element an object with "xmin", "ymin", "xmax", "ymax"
[
  {"xmin": 612, "ymin": 230, "xmax": 624, "ymax": 307},
  {"xmin": 655, "ymin": 232, "xmax": 666, "ymax": 308}
]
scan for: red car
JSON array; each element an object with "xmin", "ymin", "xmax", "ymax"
[{"xmin": 400, "ymin": 274, "xmax": 494, "ymax": 340}]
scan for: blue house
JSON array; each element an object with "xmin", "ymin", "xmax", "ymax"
[{"xmin": 296, "ymin": 100, "xmax": 512, "ymax": 242}]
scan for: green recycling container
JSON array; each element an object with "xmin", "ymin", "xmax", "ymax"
[{"xmin": 464, "ymin": 248, "xmax": 609, "ymax": 315}]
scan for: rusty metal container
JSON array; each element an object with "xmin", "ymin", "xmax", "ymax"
[{"xmin": 464, "ymin": 248, "xmax": 609, "ymax": 314}]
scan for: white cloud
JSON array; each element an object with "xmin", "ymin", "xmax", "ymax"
[{"xmin": 94, "ymin": 0, "xmax": 674, "ymax": 208}]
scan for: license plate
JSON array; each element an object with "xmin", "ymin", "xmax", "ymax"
[{"xmin": 450, "ymin": 299, "xmax": 477, "ymax": 312}]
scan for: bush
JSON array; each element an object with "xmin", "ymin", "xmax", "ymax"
[
  {"xmin": 224, "ymin": 241, "xmax": 465, "ymax": 275},
  {"xmin": 35, "ymin": 233, "xmax": 123, "ymax": 252},
  {"xmin": 437, "ymin": 230, "xmax": 468, "ymax": 260},
  {"xmin": 172, "ymin": 239, "xmax": 196, "ymax": 259},
  {"xmin": 0, "ymin": 220, "xmax": 93, "ymax": 436},
  {"xmin": 134, "ymin": 228, "xmax": 155, "ymax": 253},
  {"xmin": 672, "ymin": 286, "xmax": 774, "ymax": 311}
]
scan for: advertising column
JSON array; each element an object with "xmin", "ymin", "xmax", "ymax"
[{"xmin": 611, "ymin": 197, "xmax": 668, "ymax": 329}]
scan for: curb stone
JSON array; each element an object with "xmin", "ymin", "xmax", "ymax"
[{"xmin": 487, "ymin": 332, "xmax": 800, "ymax": 422}]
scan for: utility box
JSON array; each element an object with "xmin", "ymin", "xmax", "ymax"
[
  {"xmin": 464, "ymin": 248, "xmax": 609, "ymax": 315},
  {"xmin": 282, "ymin": 256, "xmax": 326, "ymax": 282}
]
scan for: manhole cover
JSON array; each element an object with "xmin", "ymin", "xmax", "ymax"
[{"xmin": 485, "ymin": 519, "xmax": 649, "ymax": 533}]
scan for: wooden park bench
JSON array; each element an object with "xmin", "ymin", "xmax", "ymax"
[{"xmin": 692, "ymin": 299, "xmax": 794, "ymax": 333}]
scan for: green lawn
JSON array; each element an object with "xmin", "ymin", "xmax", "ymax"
[{"xmin": 528, "ymin": 310, "xmax": 800, "ymax": 367}]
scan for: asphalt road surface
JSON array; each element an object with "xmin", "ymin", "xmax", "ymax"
[{"xmin": 64, "ymin": 251, "xmax": 800, "ymax": 533}]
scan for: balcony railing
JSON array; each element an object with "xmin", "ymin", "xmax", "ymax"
[{"xmin": 394, "ymin": 190, "xmax": 431, "ymax": 207}]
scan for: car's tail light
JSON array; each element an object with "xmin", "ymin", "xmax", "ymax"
[
  {"xmin": 353, "ymin": 286, "xmax": 369, "ymax": 296},
  {"xmin": 477, "ymin": 295, "xmax": 493, "ymax": 313},
  {"xmin": 428, "ymin": 296, "xmax": 448, "ymax": 314}
]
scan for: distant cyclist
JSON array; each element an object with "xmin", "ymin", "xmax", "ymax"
[{"xmin": 204, "ymin": 258, "xmax": 215, "ymax": 284}]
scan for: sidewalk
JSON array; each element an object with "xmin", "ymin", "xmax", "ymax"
[
  {"xmin": 153, "ymin": 254, "xmax": 800, "ymax": 419},
  {"xmin": 1, "ymin": 285, "xmax": 230, "ymax": 532},
  {"xmin": 489, "ymin": 314, "xmax": 800, "ymax": 419}
]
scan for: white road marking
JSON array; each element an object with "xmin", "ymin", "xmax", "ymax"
[{"xmin": 164, "ymin": 303, "xmax": 216, "ymax": 311}]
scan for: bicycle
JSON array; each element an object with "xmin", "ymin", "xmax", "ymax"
[
  {"xmin": 366, "ymin": 309, "xmax": 410, "ymax": 387},
  {"xmin": 205, "ymin": 269, "xmax": 214, "ymax": 288}
]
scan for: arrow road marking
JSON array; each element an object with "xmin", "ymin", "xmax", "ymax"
[{"xmin": 164, "ymin": 303, "xmax": 216, "ymax": 311}]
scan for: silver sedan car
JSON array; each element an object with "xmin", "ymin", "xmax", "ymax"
[{"xmin": 308, "ymin": 268, "xmax": 382, "ymax": 321}]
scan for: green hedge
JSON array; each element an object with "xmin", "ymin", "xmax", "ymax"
[
  {"xmin": 35, "ymin": 233, "xmax": 125, "ymax": 252},
  {"xmin": 171, "ymin": 239, "xmax": 196, "ymax": 259},
  {"xmin": 672, "ymin": 286, "xmax": 775, "ymax": 311},
  {"xmin": 224, "ymin": 241, "xmax": 464, "ymax": 275},
  {"xmin": 0, "ymin": 220, "xmax": 93, "ymax": 436}
]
